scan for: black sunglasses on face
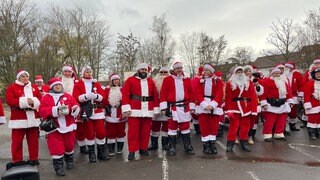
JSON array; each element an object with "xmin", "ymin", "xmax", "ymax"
[{"xmin": 160, "ymin": 71, "xmax": 168, "ymax": 74}]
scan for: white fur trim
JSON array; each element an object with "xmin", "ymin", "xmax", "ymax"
[
  {"xmin": 62, "ymin": 65, "xmax": 73, "ymax": 72},
  {"xmin": 16, "ymin": 71, "xmax": 29, "ymax": 80},
  {"xmin": 209, "ymin": 100, "xmax": 218, "ymax": 109},
  {"xmin": 52, "ymin": 106, "xmax": 59, "ymax": 117},
  {"xmin": 130, "ymin": 109, "xmax": 154, "ymax": 117},
  {"xmin": 298, "ymin": 92, "xmax": 304, "ymax": 97},
  {"xmin": 0, "ymin": 116, "xmax": 6, "ymax": 124},
  {"xmin": 260, "ymin": 100, "xmax": 268, "ymax": 107},
  {"xmin": 153, "ymin": 107, "xmax": 160, "ymax": 114},
  {"xmin": 77, "ymin": 140, "xmax": 86, "ymax": 146},
  {"xmin": 89, "ymin": 112, "xmax": 105, "ymax": 119},
  {"xmin": 284, "ymin": 63, "xmax": 294, "ymax": 69},
  {"xmin": 168, "ymin": 129, "xmax": 177, "ymax": 135},
  {"xmin": 71, "ymin": 105, "xmax": 80, "ymax": 117},
  {"xmin": 121, "ymin": 104, "xmax": 131, "ymax": 113},
  {"xmin": 200, "ymin": 101, "xmax": 209, "ymax": 109},
  {"xmin": 256, "ymin": 85, "xmax": 264, "ymax": 96},
  {"xmin": 286, "ymin": 98, "xmax": 294, "ymax": 104},
  {"xmin": 189, "ymin": 102, "xmax": 196, "ymax": 110},
  {"xmin": 95, "ymin": 94, "xmax": 103, "ymax": 102},
  {"xmin": 49, "ymin": 81, "xmax": 62, "ymax": 89},
  {"xmin": 160, "ymin": 102, "xmax": 168, "ymax": 110},
  {"xmin": 263, "ymin": 134, "xmax": 272, "ymax": 139},
  {"xmin": 110, "ymin": 74, "xmax": 120, "ymax": 81},
  {"xmin": 52, "ymin": 155, "xmax": 64, "ymax": 159},
  {"xmin": 172, "ymin": 62, "xmax": 183, "ymax": 69},
  {"xmin": 201, "ymin": 135, "xmax": 210, "ymax": 142},
  {"xmin": 86, "ymin": 139, "xmax": 95, "ymax": 146},
  {"xmin": 31, "ymin": 97, "xmax": 40, "ymax": 110},
  {"xmin": 209, "ymin": 135, "xmax": 216, "ymax": 141},
  {"xmin": 270, "ymin": 68, "xmax": 281, "ymax": 75},
  {"xmin": 8, "ymin": 118, "xmax": 41, "ymax": 129},
  {"xmin": 181, "ymin": 129, "xmax": 190, "ymax": 134},
  {"xmin": 136, "ymin": 63, "xmax": 148, "ymax": 71},
  {"xmin": 274, "ymin": 133, "xmax": 284, "ymax": 138},
  {"xmin": 261, "ymin": 103, "xmax": 291, "ymax": 114},
  {"xmin": 78, "ymin": 94, "xmax": 87, "ymax": 103},
  {"xmin": 203, "ymin": 64, "xmax": 215, "ymax": 73},
  {"xmin": 305, "ymin": 106, "xmax": 320, "ymax": 114},
  {"xmin": 304, "ymin": 102, "xmax": 312, "ymax": 109},
  {"xmin": 95, "ymin": 138, "xmax": 106, "ymax": 145},
  {"xmin": 307, "ymin": 123, "xmax": 317, "ymax": 128},
  {"xmin": 151, "ymin": 131, "xmax": 160, "ymax": 137},
  {"xmin": 107, "ymin": 139, "xmax": 116, "ymax": 143},
  {"xmin": 19, "ymin": 97, "xmax": 30, "ymax": 109}
]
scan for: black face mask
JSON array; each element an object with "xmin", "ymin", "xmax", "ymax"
[{"xmin": 137, "ymin": 72, "xmax": 148, "ymax": 79}]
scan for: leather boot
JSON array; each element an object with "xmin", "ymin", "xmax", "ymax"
[
  {"xmin": 209, "ymin": 140, "xmax": 218, "ymax": 154},
  {"xmin": 316, "ymin": 128, "xmax": 320, "ymax": 138},
  {"xmin": 181, "ymin": 133, "xmax": 195, "ymax": 155},
  {"xmin": 203, "ymin": 141, "xmax": 212, "ymax": 154},
  {"xmin": 194, "ymin": 124, "xmax": 201, "ymax": 134},
  {"xmin": 240, "ymin": 140, "xmax": 251, "ymax": 152},
  {"xmin": 226, "ymin": 141, "xmax": 235, "ymax": 153},
  {"xmin": 117, "ymin": 142, "xmax": 124, "ymax": 154},
  {"xmin": 161, "ymin": 136, "xmax": 169, "ymax": 150},
  {"xmin": 139, "ymin": 150, "xmax": 149, "ymax": 156},
  {"xmin": 217, "ymin": 124, "xmax": 224, "ymax": 137},
  {"xmin": 53, "ymin": 158, "xmax": 65, "ymax": 176},
  {"xmin": 289, "ymin": 123, "xmax": 300, "ymax": 131},
  {"xmin": 80, "ymin": 145, "xmax": 89, "ymax": 154},
  {"xmin": 148, "ymin": 136, "xmax": 159, "ymax": 151},
  {"xmin": 300, "ymin": 121, "xmax": 307, "ymax": 128},
  {"xmin": 128, "ymin": 152, "xmax": 135, "ymax": 161},
  {"xmin": 88, "ymin": 145, "xmax": 97, "ymax": 163},
  {"xmin": 108, "ymin": 143, "xmax": 115, "ymax": 156},
  {"xmin": 64, "ymin": 153, "xmax": 73, "ymax": 170},
  {"xmin": 168, "ymin": 135, "xmax": 177, "ymax": 156},
  {"xmin": 308, "ymin": 128, "xmax": 317, "ymax": 140},
  {"xmin": 97, "ymin": 144, "xmax": 109, "ymax": 161}
]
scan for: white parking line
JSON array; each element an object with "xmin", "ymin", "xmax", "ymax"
[
  {"xmin": 288, "ymin": 143, "xmax": 320, "ymax": 162},
  {"xmin": 247, "ymin": 171, "xmax": 261, "ymax": 180},
  {"xmin": 162, "ymin": 151, "xmax": 169, "ymax": 180}
]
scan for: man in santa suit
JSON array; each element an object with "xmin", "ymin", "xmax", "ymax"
[
  {"xmin": 190, "ymin": 66, "xmax": 203, "ymax": 134},
  {"xmin": 104, "ymin": 73, "xmax": 126, "ymax": 156},
  {"xmin": 34, "ymin": 75, "xmax": 50, "ymax": 96},
  {"xmin": 39, "ymin": 77, "xmax": 80, "ymax": 176},
  {"xmin": 121, "ymin": 63, "xmax": 160, "ymax": 160},
  {"xmin": 284, "ymin": 61, "xmax": 304, "ymax": 132},
  {"xmin": 148, "ymin": 67, "xmax": 170, "ymax": 151},
  {"xmin": 260, "ymin": 67, "xmax": 293, "ymax": 142},
  {"xmin": 194, "ymin": 64, "xmax": 224, "ymax": 154},
  {"xmin": 6, "ymin": 70, "xmax": 42, "ymax": 169},
  {"xmin": 160, "ymin": 62, "xmax": 196, "ymax": 156},
  {"xmin": 225, "ymin": 66, "xmax": 258, "ymax": 152},
  {"xmin": 303, "ymin": 67, "xmax": 320, "ymax": 140},
  {"xmin": 73, "ymin": 66, "xmax": 108, "ymax": 163}
]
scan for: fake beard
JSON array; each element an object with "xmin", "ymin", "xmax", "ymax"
[
  {"xmin": 62, "ymin": 76, "xmax": 74, "ymax": 94},
  {"xmin": 108, "ymin": 86, "xmax": 122, "ymax": 107},
  {"xmin": 273, "ymin": 77, "xmax": 287, "ymax": 98},
  {"xmin": 231, "ymin": 74, "xmax": 248, "ymax": 90}
]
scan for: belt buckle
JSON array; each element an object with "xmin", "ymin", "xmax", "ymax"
[{"xmin": 142, "ymin": 96, "xmax": 147, "ymax": 101}]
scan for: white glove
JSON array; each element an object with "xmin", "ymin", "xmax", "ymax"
[
  {"xmin": 58, "ymin": 105, "xmax": 69, "ymax": 115},
  {"xmin": 86, "ymin": 92, "xmax": 96, "ymax": 100}
]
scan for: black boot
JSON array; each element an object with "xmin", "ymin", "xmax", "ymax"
[
  {"xmin": 53, "ymin": 158, "xmax": 65, "ymax": 176},
  {"xmin": 203, "ymin": 141, "xmax": 212, "ymax": 154},
  {"xmin": 182, "ymin": 133, "xmax": 195, "ymax": 155},
  {"xmin": 300, "ymin": 121, "xmax": 307, "ymax": 128},
  {"xmin": 316, "ymin": 129, "xmax": 320, "ymax": 138},
  {"xmin": 226, "ymin": 141, "xmax": 235, "ymax": 153},
  {"xmin": 148, "ymin": 136, "xmax": 159, "ymax": 151},
  {"xmin": 6, "ymin": 161, "xmax": 27, "ymax": 170},
  {"xmin": 97, "ymin": 144, "xmax": 109, "ymax": 161},
  {"xmin": 161, "ymin": 136, "xmax": 169, "ymax": 150},
  {"xmin": 108, "ymin": 143, "xmax": 115, "ymax": 156},
  {"xmin": 240, "ymin": 140, "xmax": 251, "ymax": 152},
  {"xmin": 88, "ymin": 145, "xmax": 97, "ymax": 163},
  {"xmin": 168, "ymin": 135, "xmax": 177, "ymax": 156},
  {"xmin": 217, "ymin": 124, "xmax": 224, "ymax": 137},
  {"xmin": 139, "ymin": 150, "xmax": 149, "ymax": 156},
  {"xmin": 308, "ymin": 128, "xmax": 317, "ymax": 140},
  {"xmin": 194, "ymin": 124, "xmax": 201, "ymax": 134},
  {"xmin": 117, "ymin": 142, "xmax": 124, "ymax": 154},
  {"xmin": 209, "ymin": 140, "xmax": 218, "ymax": 154},
  {"xmin": 80, "ymin": 145, "xmax": 89, "ymax": 154},
  {"xmin": 128, "ymin": 152, "xmax": 135, "ymax": 161},
  {"xmin": 289, "ymin": 123, "xmax": 300, "ymax": 131},
  {"xmin": 64, "ymin": 153, "xmax": 73, "ymax": 170}
]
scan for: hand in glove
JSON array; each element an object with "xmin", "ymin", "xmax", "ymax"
[
  {"xmin": 85, "ymin": 92, "xmax": 96, "ymax": 100},
  {"xmin": 58, "ymin": 105, "xmax": 69, "ymax": 115}
]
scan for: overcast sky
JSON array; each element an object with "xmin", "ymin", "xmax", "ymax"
[{"xmin": 36, "ymin": 0, "xmax": 319, "ymax": 58}]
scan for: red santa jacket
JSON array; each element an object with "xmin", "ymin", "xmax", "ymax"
[
  {"xmin": 104, "ymin": 86, "xmax": 126, "ymax": 123},
  {"xmin": 287, "ymin": 70, "xmax": 304, "ymax": 103},
  {"xmin": 38, "ymin": 84, "xmax": 50, "ymax": 93},
  {"xmin": 225, "ymin": 80, "xmax": 258, "ymax": 117},
  {"xmin": 303, "ymin": 80, "xmax": 320, "ymax": 114},
  {"xmin": 260, "ymin": 77, "xmax": 293, "ymax": 114},
  {"xmin": 6, "ymin": 81, "xmax": 42, "ymax": 128},
  {"xmin": 39, "ymin": 93, "xmax": 79, "ymax": 133},
  {"xmin": 194, "ymin": 76, "xmax": 224, "ymax": 115},
  {"xmin": 73, "ymin": 79, "xmax": 105, "ymax": 120},
  {"xmin": 121, "ymin": 75, "xmax": 160, "ymax": 117},
  {"xmin": 0, "ymin": 99, "xmax": 5, "ymax": 124}
]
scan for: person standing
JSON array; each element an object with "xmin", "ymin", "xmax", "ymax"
[
  {"xmin": 191, "ymin": 66, "xmax": 203, "ymax": 134},
  {"xmin": 6, "ymin": 70, "xmax": 42, "ymax": 169},
  {"xmin": 39, "ymin": 78, "xmax": 80, "ymax": 176},
  {"xmin": 34, "ymin": 75, "xmax": 50, "ymax": 96}
]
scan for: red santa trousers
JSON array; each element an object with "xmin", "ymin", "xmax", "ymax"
[
  {"xmin": 198, "ymin": 114, "xmax": 219, "ymax": 141},
  {"xmin": 288, "ymin": 104, "xmax": 297, "ymax": 119},
  {"xmin": 76, "ymin": 121, "xmax": 88, "ymax": 146},
  {"xmin": 307, "ymin": 113, "xmax": 320, "ymax": 128},
  {"xmin": 86, "ymin": 119, "xmax": 106, "ymax": 145},
  {"xmin": 11, "ymin": 127, "xmax": 39, "ymax": 163},
  {"xmin": 105, "ymin": 122, "xmax": 126, "ymax": 140},
  {"xmin": 168, "ymin": 119, "xmax": 190, "ymax": 135},
  {"xmin": 47, "ymin": 130, "xmax": 75, "ymax": 157},
  {"xmin": 249, "ymin": 115, "xmax": 259, "ymax": 130},
  {"xmin": 127, "ymin": 117, "xmax": 152, "ymax": 152},
  {"xmin": 151, "ymin": 121, "xmax": 168, "ymax": 136},
  {"xmin": 263, "ymin": 112, "xmax": 287, "ymax": 135},
  {"xmin": 227, "ymin": 114, "xmax": 251, "ymax": 141}
]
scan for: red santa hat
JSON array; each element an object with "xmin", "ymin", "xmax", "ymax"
[
  {"xmin": 284, "ymin": 61, "xmax": 296, "ymax": 69},
  {"xmin": 274, "ymin": 63, "xmax": 285, "ymax": 69},
  {"xmin": 35, "ymin": 75, "xmax": 44, "ymax": 82},
  {"xmin": 270, "ymin": 67, "xmax": 281, "ymax": 75},
  {"xmin": 313, "ymin": 58, "xmax": 320, "ymax": 64},
  {"xmin": 81, "ymin": 66, "xmax": 92, "ymax": 77},
  {"xmin": 243, "ymin": 65, "xmax": 253, "ymax": 72},
  {"xmin": 203, "ymin": 64, "xmax": 215, "ymax": 73},
  {"xmin": 251, "ymin": 65, "xmax": 258, "ymax": 73},
  {"xmin": 48, "ymin": 77, "xmax": 63, "ymax": 89},
  {"xmin": 215, "ymin": 71, "xmax": 223, "ymax": 78},
  {"xmin": 197, "ymin": 66, "xmax": 204, "ymax": 75},
  {"xmin": 159, "ymin": 66, "xmax": 169, "ymax": 72},
  {"xmin": 172, "ymin": 62, "xmax": 183, "ymax": 69},
  {"xmin": 136, "ymin": 63, "xmax": 148, "ymax": 71},
  {"xmin": 232, "ymin": 66, "xmax": 244, "ymax": 74},
  {"xmin": 16, "ymin": 69, "xmax": 29, "ymax": 80},
  {"xmin": 109, "ymin": 73, "xmax": 120, "ymax": 81},
  {"xmin": 62, "ymin": 64, "xmax": 74, "ymax": 72}
]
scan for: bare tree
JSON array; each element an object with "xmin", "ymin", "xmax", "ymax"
[{"xmin": 232, "ymin": 46, "xmax": 254, "ymax": 65}]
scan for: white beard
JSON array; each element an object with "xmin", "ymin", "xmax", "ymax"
[
  {"xmin": 284, "ymin": 69, "xmax": 290, "ymax": 76},
  {"xmin": 273, "ymin": 77, "xmax": 287, "ymax": 98},
  {"xmin": 108, "ymin": 86, "xmax": 122, "ymax": 107},
  {"xmin": 313, "ymin": 81, "xmax": 320, "ymax": 100},
  {"xmin": 153, "ymin": 74, "xmax": 166, "ymax": 91},
  {"xmin": 230, "ymin": 74, "xmax": 249, "ymax": 91},
  {"xmin": 62, "ymin": 77, "xmax": 74, "ymax": 94}
]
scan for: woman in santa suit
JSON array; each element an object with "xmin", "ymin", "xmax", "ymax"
[
  {"xmin": 73, "ymin": 66, "xmax": 108, "ymax": 163},
  {"xmin": 5, "ymin": 70, "xmax": 42, "ymax": 169},
  {"xmin": 39, "ymin": 77, "xmax": 80, "ymax": 176},
  {"xmin": 194, "ymin": 64, "xmax": 224, "ymax": 154},
  {"xmin": 104, "ymin": 74, "xmax": 126, "ymax": 156}
]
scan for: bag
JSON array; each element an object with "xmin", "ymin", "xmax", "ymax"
[
  {"xmin": 80, "ymin": 101, "xmax": 93, "ymax": 121},
  {"xmin": 39, "ymin": 118, "xmax": 58, "ymax": 132},
  {"xmin": 105, "ymin": 105, "xmax": 112, "ymax": 115}
]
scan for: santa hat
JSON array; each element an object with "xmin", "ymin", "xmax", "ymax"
[
  {"xmin": 203, "ymin": 64, "xmax": 215, "ymax": 73},
  {"xmin": 48, "ymin": 77, "xmax": 63, "ymax": 89},
  {"xmin": 274, "ymin": 63, "xmax": 285, "ymax": 69},
  {"xmin": 62, "ymin": 64, "xmax": 74, "ymax": 72},
  {"xmin": 109, "ymin": 73, "xmax": 120, "ymax": 81},
  {"xmin": 232, "ymin": 66, "xmax": 244, "ymax": 74},
  {"xmin": 251, "ymin": 65, "xmax": 258, "ymax": 73},
  {"xmin": 172, "ymin": 62, "xmax": 183, "ymax": 69},
  {"xmin": 270, "ymin": 67, "xmax": 281, "ymax": 75},
  {"xmin": 215, "ymin": 71, "xmax": 223, "ymax": 78},
  {"xmin": 81, "ymin": 66, "xmax": 92, "ymax": 77},
  {"xmin": 159, "ymin": 66, "xmax": 169, "ymax": 72},
  {"xmin": 136, "ymin": 63, "xmax": 148, "ymax": 71},
  {"xmin": 197, "ymin": 66, "xmax": 204, "ymax": 75},
  {"xmin": 243, "ymin": 65, "xmax": 253, "ymax": 72},
  {"xmin": 284, "ymin": 61, "xmax": 296, "ymax": 69},
  {"xmin": 16, "ymin": 69, "xmax": 29, "ymax": 80},
  {"xmin": 313, "ymin": 58, "xmax": 320, "ymax": 64},
  {"xmin": 35, "ymin": 75, "xmax": 44, "ymax": 82}
]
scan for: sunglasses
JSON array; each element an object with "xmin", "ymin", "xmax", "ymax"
[{"xmin": 160, "ymin": 71, "xmax": 168, "ymax": 74}]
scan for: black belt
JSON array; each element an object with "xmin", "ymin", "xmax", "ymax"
[
  {"xmin": 267, "ymin": 98, "xmax": 286, "ymax": 107},
  {"xmin": 232, "ymin": 97, "xmax": 251, "ymax": 102},
  {"xmin": 92, "ymin": 103, "xmax": 103, "ymax": 109},
  {"xmin": 169, "ymin": 100, "xmax": 189, "ymax": 107},
  {"xmin": 12, "ymin": 107, "xmax": 33, "ymax": 111},
  {"xmin": 130, "ymin": 94, "xmax": 154, "ymax": 102},
  {"xmin": 204, "ymin": 95, "xmax": 215, "ymax": 98}
]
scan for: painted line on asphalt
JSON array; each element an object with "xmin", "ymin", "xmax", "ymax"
[
  {"xmin": 288, "ymin": 143, "xmax": 320, "ymax": 162},
  {"xmin": 162, "ymin": 151, "xmax": 169, "ymax": 180},
  {"xmin": 216, "ymin": 140, "xmax": 226, "ymax": 151},
  {"xmin": 247, "ymin": 171, "xmax": 261, "ymax": 180}
]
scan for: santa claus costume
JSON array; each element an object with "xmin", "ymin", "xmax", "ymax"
[
  {"xmin": 34, "ymin": 75, "xmax": 50, "ymax": 96},
  {"xmin": 160, "ymin": 62, "xmax": 196, "ymax": 156},
  {"xmin": 39, "ymin": 78, "xmax": 80, "ymax": 176},
  {"xmin": 194, "ymin": 64, "xmax": 224, "ymax": 154},
  {"xmin": 5, "ymin": 70, "xmax": 42, "ymax": 169},
  {"xmin": 148, "ymin": 67, "xmax": 170, "ymax": 151},
  {"xmin": 104, "ymin": 74, "xmax": 127, "ymax": 156},
  {"xmin": 121, "ymin": 63, "xmax": 159, "ymax": 160},
  {"xmin": 73, "ymin": 66, "xmax": 108, "ymax": 163},
  {"xmin": 225, "ymin": 66, "xmax": 258, "ymax": 152},
  {"xmin": 260, "ymin": 67, "xmax": 293, "ymax": 142},
  {"xmin": 190, "ymin": 66, "xmax": 203, "ymax": 134}
]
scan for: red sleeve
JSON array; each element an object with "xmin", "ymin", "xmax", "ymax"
[
  {"xmin": 103, "ymin": 88, "xmax": 110, "ymax": 107},
  {"xmin": 296, "ymin": 72, "xmax": 304, "ymax": 93},
  {"xmin": 249, "ymin": 82, "xmax": 258, "ymax": 113},
  {"xmin": 304, "ymin": 81, "xmax": 312, "ymax": 104},
  {"xmin": 121, "ymin": 77, "xmax": 132, "ymax": 107},
  {"xmin": 5, "ymin": 84, "xmax": 19, "ymax": 108},
  {"xmin": 0, "ymin": 99, "xmax": 4, "ymax": 116},
  {"xmin": 160, "ymin": 77, "xmax": 170, "ymax": 103},
  {"xmin": 39, "ymin": 95, "xmax": 54, "ymax": 120},
  {"xmin": 150, "ymin": 79, "xmax": 160, "ymax": 108},
  {"xmin": 214, "ymin": 79, "xmax": 224, "ymax": 106},
  {"xmin": 224, "ymin": 82, "xmax": 232, "ymax": 111},
  {"xmin": 194, "ymin": 78, "xmax": 204, "ymax": 105}
]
